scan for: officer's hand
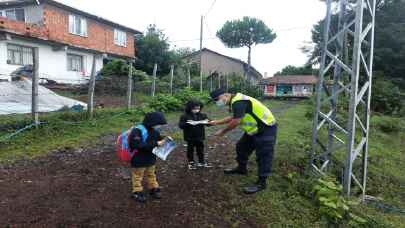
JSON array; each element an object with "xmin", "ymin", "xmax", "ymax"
[{"xmin": 209, "ymin": 120, "xmax": 218, "ymax": 126}]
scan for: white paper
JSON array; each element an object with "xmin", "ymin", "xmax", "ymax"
[{"xmin": 186, "ymin": 119, "xmax": 209, "ymax": 126}]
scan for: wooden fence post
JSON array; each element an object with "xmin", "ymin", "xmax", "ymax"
[
  {"xmin": 170, "ymin": 65, "xmax": 174, "ymax": 95},
  {"xmin": 87, "ymin": 53, "xmax": 97, "ymax": 119},
  {"xmin": 32, "ymin": 47, "xmax": 39, "ymax": 127},
  {"xmin": 127, "ymin": 60, "xmax": 134, "ymax": 109},
  {"xmin": 152, "ymin": 63, "xmax": 157, "ymax": 97}
]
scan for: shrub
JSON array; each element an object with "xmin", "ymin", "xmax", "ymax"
[
  {"xmin": 371, "ymin": 73, "xmax": 402, "ymax": 115},
  {"xmin": 174, "ymin": 88, "xmax": 210, "ymax": 105},
  {"xmin": 371, "ymin": 115, "xmax": 404, "ymax": 133},
  {"xmin": 148, "ymin": 94, "xmax": 182, "ymax": 112}
]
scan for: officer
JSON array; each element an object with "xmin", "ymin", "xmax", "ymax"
[{"xmin": 209, "ymin": 88, "xmax": 277, "ymax": 194}]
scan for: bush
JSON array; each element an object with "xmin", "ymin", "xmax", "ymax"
[
  {"xmin": 148, "ymin": 94, "xmax": 183, "ymax": 112},
  {"xmin": 174, "ymin": 88, "xmax": 210, "ymax": 105},
  {"xmin": 371, "ymin": 73, "xmax": 402, "ymax": 115},
  {"xmin": 371, "ymin": 115, "xmax": 404, "ymax": 133},
  {"xmin": 101, "ymin": 59, "xmax": 149, "ymax": 81}
]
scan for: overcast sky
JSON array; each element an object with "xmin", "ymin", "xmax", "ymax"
[{"xmin": 56, "ymin": 0, "xmax": 326, "ymax": 77}]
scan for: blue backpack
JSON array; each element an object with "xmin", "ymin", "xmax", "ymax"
[{"xmin": 116, "ymin": 124, "xmax": 148, "ymax": 162}]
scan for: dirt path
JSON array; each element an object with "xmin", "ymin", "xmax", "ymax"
[
  {"xmin": 0, "ymin": 101, "xmax": 297, "ymax": 227},
  {"xmin": 0, "ymin": 133, "xmax": 257, "ymax": 227}
]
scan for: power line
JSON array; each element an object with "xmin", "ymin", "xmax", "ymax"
[
  {"xmin": 169, "ymin": 26, "xmax": 312, "ymax": 43},
  {"xmin": 204, "ymin": 0, "xmax": 217, "ymax": 17}
]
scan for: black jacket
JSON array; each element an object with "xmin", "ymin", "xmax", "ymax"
[
  {"xmin": 129, "ymin": 112, "xmax": 167, "ymax": 168},
  {"xmin": 129, "ymin": 127, "xmax": 163, "ymax": 168},
  {"xmin": 179, "ymin": 112, "xmax": 209, "ymax": 142}
]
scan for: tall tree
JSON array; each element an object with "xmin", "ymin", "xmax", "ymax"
[
  {"xmin": 135, "ymin": 24, "xmax": 174, "ymax": 76},
  {"xmin": 217, "ymin": 17, "xmax": 276, "ymax": 81}
]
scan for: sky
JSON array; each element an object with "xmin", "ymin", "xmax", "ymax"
[{"xmin": 55, "ymin": 0, "xmax": 326, "ymax": 77}]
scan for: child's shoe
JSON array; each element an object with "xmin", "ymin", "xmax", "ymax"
[
  {"xmin": 188, "ymin": 161, "xmax": 197, "ymax": 170},
  {"xmin": 132, "ymin": 192, "xmax": 146, "ymax": 203},
  {"xmin": 150, "ymin": 188, "xmax": 162, "ymax": 199}
]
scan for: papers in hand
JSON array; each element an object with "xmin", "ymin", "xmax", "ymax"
[
  {"xmin": 152, "ymin": 136, "xmax": 177, "ymax": 161},
  {"xmin": 186, "ymin": 119, "xmax": 209, "ymax": 126}
]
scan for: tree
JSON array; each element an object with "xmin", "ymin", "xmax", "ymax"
[
  {"xmin": 217, "ymin": 17, "xmax": 276, "ymax": 81},
  {"xmin": 275, "ymin": 65, "xmax": 315, "ymax": 76},
  {"xmin": 135, "ymin": 24, "xmax": 175, "ymax": 76},
  {"xmin": 306, "ymin": 0, "xmax": 405, "ymax": 88}
]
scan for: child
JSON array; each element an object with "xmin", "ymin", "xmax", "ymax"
[
  {"xmin": 179, "ymin": 100, "xmax": 210, "ymax": 170},
  {"xmin": 129, "ymin": 111, "xmax": 168, "ymax": 203}
]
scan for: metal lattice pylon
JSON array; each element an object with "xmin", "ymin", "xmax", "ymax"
[{"xmin": 311, "ymin": 0, "xmax": 377, "ymax": 198}]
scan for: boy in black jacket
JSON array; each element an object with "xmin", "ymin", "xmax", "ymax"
[
  {"xmin": 179, "ymin": 100, "xmax": 211, "ymax": 170},
  {"xmin": 129, "ymin": 111, "xmax": 168, "ymax": 203}
]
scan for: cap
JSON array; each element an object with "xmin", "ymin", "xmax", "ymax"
[{"xmin": 209, "ymin": 88, "xmax": 226, "ymax": 101}]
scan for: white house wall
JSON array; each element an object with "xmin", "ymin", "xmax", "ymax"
[{"xmin": 0, "ymin": 38, "xmax": 103, "ymax": 83}]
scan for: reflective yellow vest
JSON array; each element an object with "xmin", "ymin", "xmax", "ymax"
[{"xmin": 231, "ymin": 93, "xmax": 276, "ymax": 135}]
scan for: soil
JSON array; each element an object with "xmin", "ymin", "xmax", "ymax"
[
  {"xmin": 0, "ymin": 133, "xmax": 258, "ymax": 228},
  {"xmin": 0, "ymin": 100, "xmax": 297, "ymax": 227}
]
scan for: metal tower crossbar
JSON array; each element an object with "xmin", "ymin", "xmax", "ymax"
[{"xmin": 311, "ymin": 0, "xmax": 377, "ymax": 198}]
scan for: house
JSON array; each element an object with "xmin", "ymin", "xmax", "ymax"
[
  {"xmin": 185, "ymin": 48, "xmax": 263, "ymax": 85},
  {"xmin": 260, "ymin": 75, "xmax": 318, "ymax": 98},
  {"xmin": 0, "ymin": 0, "xmax": 141, "ymax": 83}
]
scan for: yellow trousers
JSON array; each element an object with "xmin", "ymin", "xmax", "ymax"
[{"xmin": 131, "ymin": 165, "xmax": 159, "ymax": 192}]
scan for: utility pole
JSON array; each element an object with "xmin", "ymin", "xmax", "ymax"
[
  {"xmin": 87, "ymin": 53, "xmax": 97, "ymax": 119},
  {"xmin": 32, "ymin": 47, "xmax": 39, "ymax": 127},
  {"xmin": 152, "ymin": 63, "xmax": 157, "ymax": 97},
  {"xmin": 199, "ymin": 15, "xmax": 204, "ymax": 92},
  {"xmin": 170, "ymin": 65, "xmax": 174, "ymax": 95}
]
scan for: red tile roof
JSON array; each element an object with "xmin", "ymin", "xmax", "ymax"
[{"xmin": 261, "ymin": 75, "xmax": 318, "ymax": 85}]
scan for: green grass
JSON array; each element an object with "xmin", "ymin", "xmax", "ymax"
[
  {"xmin": 1, "ymin": 98, "xmax": 404, "ymax": 227},
  {"xmin": 217, "ymin": 100, "xmax": 405, "ymax": 227}
]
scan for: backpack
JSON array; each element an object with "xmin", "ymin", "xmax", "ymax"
[{"xmin": 116, "ymin": 124, "xmax": 148, "ymax": 163}]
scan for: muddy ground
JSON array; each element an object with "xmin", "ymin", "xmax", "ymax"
[
  {"xmin": 0, "ymin": 133, "xmax": 262, "ymax": 227},
  {"xmin": 0, "ymin": 100, "xmax": 298, "ymax": 227}
]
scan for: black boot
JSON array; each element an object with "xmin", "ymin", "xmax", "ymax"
[
  {"xmin": 224, "ymin": 166, "xmax": 247, "ymax": 175},
  {"xmin": 149, "ymin": 188, "xmax": 162, "ymax": 199},
  {"xmin": 243, "ymin": 177, "xmax": 267, "ymax": 194},
  {"xmin": 132, "ymin": 191, "xmax": 146, "ymax": 203}
]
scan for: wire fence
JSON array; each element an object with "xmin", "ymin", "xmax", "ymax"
[{"xmin": 0, "ymin": 60, "xmax": 253, "ymax": 143}]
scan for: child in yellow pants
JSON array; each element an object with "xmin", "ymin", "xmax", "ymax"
[{"xmin": 129, "ymin": 112, "xmax": 168, "ymax": 203}]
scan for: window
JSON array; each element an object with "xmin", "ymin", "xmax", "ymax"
[
  {"xmin": 7, "ymin": 44, "xmax": 33, "ymax": 65},
  {"xmin": 114, "ymin": 29, "xmax": 127, "ymax": 47},
  {"xmin": 67, "ymin": 54, "xmax": 83, "ymax": 72},
  {"xmin": 68, "ymin": 14, "xmax": 87, "ymax": 36},
  {"xmin": 0, "ymin": 8, "xmax": 25, "ymax": 21}
]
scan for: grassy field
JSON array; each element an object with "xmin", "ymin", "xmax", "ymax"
[
  {"xmin": 0, "ymin": 98, "xmax": 404, "ymax": 227},
  {"xmin": 216, "ymin": 100, "xmax": 405, "ymax": 227}
]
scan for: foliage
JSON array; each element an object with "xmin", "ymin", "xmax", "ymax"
[
  {"xmin": 371, "ymin": 73, "xmax": 402, "ymax": 115},
  {"xmin": 371, "ymin": 114, "xmax": 404, "ymax": 133},
  {"xmin": 217, "ymin": 16, "xmax": 276, "ymax": 49},
  {"xmin": 173, "ymin": 88, "xmax": 210, "ymax": 105},
  {"xmin": 217, "ymin": 16, "xmax": 276, "ymax": 80},
  {"xmin": 307, "ymin": 0, "xmax": 405, "ymax": 88},
  {"xmin": 148, "ymin": 89, "xmax": 210, "ymax": 112},
  {"xmin": 148, "ymin": 94, "xmax": 183, "ymax": 112},
  {"xmin": 312, "ymin": 176, "xmax": 367, "ymax": 225},
  {"xmin": 100, "ymin": 59, "xmax": 149, "ymax": 81},
  {"xmin": 275, "ymin": 65, "xmax": 315, "ymax": 76},
  {"xmin": 135, "ymin": 24, "xmax": 177, "ymax": 76}
]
